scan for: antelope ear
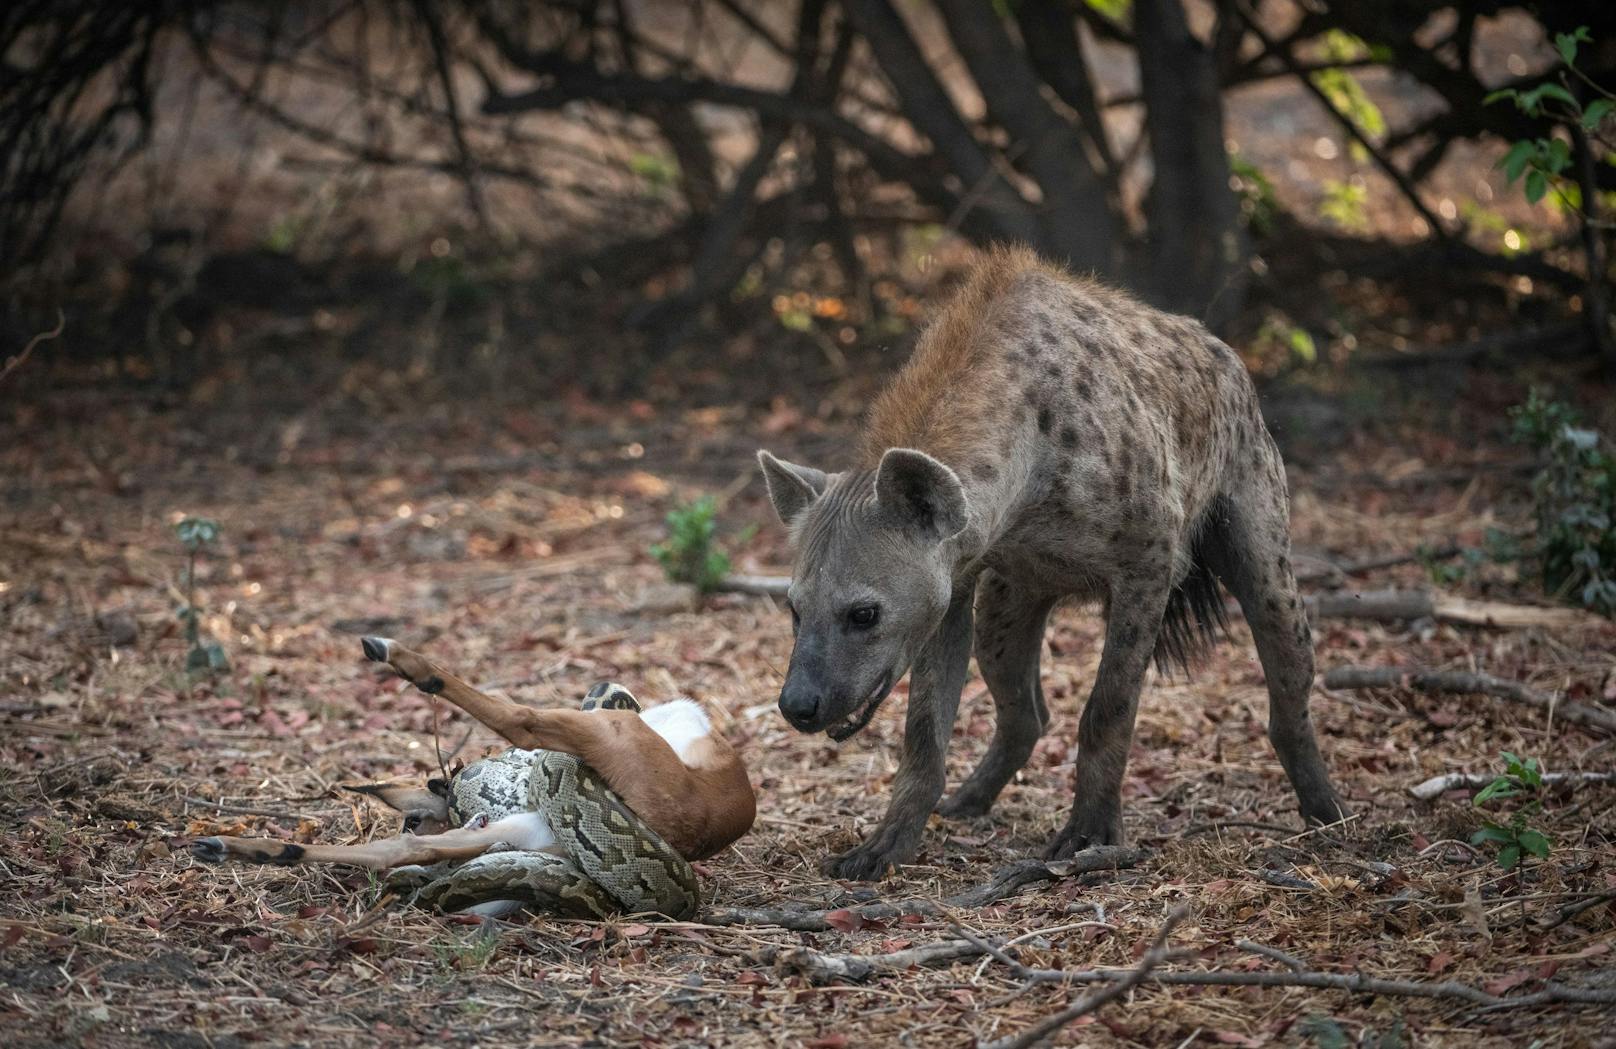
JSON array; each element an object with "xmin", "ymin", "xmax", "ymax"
[
  {"xmin": 343, "ymin": 782, "xmax": 450, "ymax": 822},
  {"xmin": 875, "ymin": 448, "xmax": 968, "ymax": 542},
  {"xmin": 757, "ymin": 450, "xmax": 828, "ymax": 525}
]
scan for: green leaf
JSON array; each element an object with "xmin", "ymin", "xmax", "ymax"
[
  {"xmin": 1473, "ymin": 778, "xmax": 1517, "ymax": 805},
  {"xmin": 1556, "ymin": 27, "xmax": 1592, "ymax": 67},
  {"xmin": 1287, "ymin": 328, "xmax": 1317, "ymax": 364},
  {"xmin": 1525, "ymin": 169, "xmax": 1549, "ymax": 203},
  {"xmin": 1472, "ymin": 825, "xmax": 1513, "ymax": 845},
  {"xmin": 1500, "ymin": 141, "xmax": 1534, "ymax": 183},
  {"xmin": 1083, "ymin": 0, "xmax": 1130, "ymax": 21},
  {"xmin": 1517, "ymin": 829, "xmax": 1552, "ymax": 858},
  {"xmin": 1542, "ymin": 83, "xmax": 1577, "ymax": 109},
  {"xmin": 1584, "ymin": 99, "xmax": 1614, "ymax": 129},
  {"xmin": 1484, "ymin": 88, "xmax": 1519, "ymax": 107},
  {"xmin": 1545, "ymin": 138, "xmax": 1572, "ymax": 173},
  {"xmin": 1497, "ymin": 843, "xmax": 1522, "ymax": 870},
  {"xmin": 175, "ymin": 517, "xmax": 221, "ymax": 550}
]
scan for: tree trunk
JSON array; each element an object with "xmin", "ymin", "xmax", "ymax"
[
  {"xmin": 1134, "ymin": 0, "xmax": 1247, "ymax": 329},
  {"xmin": 933, "ymin": 0, "xmax": 1118, "ymax": 274},
  {"xmin": 840, "ymin": 0, "xmax": 1043, "ymax": 247}
]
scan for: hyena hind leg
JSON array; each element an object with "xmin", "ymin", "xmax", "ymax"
[
  {"xmin": 939, "ymin": 576, "xmax": 1056, "ymax": 819},
  {"xmin": 1200, "ymin": 490, "xmax": 1348, "ymax": 826}
]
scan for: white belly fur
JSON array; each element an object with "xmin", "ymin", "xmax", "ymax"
[{"xmin": 637, "ymin": 698, "xmax": 711, "ymax": 763}]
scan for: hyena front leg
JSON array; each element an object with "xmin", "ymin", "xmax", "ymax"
[
  {"xmin": 940, "ymin": 573, "xmax": 1056, "ymax": 819},
  {"xmin": 1046, "ymin": 578, "xmax": 1169, "ymax": 858},
  {"xmin": 826, "ymin": 583, "xmax": 976, "ymax": 880}
]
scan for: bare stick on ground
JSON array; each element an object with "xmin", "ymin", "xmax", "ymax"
[
  {"xmin": 1307, "ymin": 588, "xmax": 1598, "ymax": 630},
  {"xmin": 981, "ymin": 906, "xmax": 1189, "ymax": 1049},
  {"xmin": 776, "ymin": 930, "xmax": 1616, "ymax": 1013},
  {"xmin": 1409, "ymin": 770, "xmax": 1616, "ymax": 801},
  {"xmin": 0, "ymin": 309, "xmax": 65, "ymax": 386},
  {"xmin": 1324, "ymin": 665, "xmax": 1616, "ymax": 735}
]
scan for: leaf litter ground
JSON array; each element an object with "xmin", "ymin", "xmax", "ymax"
[{"xmin": 3, "ymin": 366, "xmax": 1615, "ymax": 1048}]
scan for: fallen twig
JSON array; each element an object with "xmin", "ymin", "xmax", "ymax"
[
  {"xmin": 1307, "ymin": 588, "xmax": 1597, "ymax": 629},
  {"xmin": 1547, "ymin": 891, "xmax": 1616, "ymax": 930},
  {"xmin": 715, "ymin": 573, "xmax": 790, "ymax": 597},
  {"xmin": 177, "ymin": 793, "xmax": 303, "ymax": 821},
  {"xmin": 1409, "ymin": 770, "xmax": 1616, "ymax": 801},
  {"xmin": 760, "ymin": 937, "xmax": 984, "ymax": 982},
  {"xmin": 981, "ymin": 906, "xmax": 1189, "ymax": 1049},
  {"xmin": 1234, "ymin": 939, "xmax": 1307, "ymax": 972},
  {"xmin": 704, "ymin": 847, "xmax": 1144, "ymax": 929},
  {"xmin": 1324, "ymin": 665, "xmax": 1616, "ymax": 735},
  {"xmin": 0, "ymin": 308, "xmax": 65, "ymax": 386},
  {"xmin": 1295, "ymin": 545, "xmax": 1462, "ymax": 585},
  {"xmin": 770, "ymin": 929, "xmax": 1616, "ymax": 1012}
]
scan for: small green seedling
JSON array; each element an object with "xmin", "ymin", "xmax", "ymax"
[
  {"xmin": 1471, "ymin": 752, "xmax": 1552, "ymax": 870},
  {"xmin": 650, "ymin": 496, "xmax": 754, "ymax": 594},
  {"xmin": 175, "ymin": 516, "xmax": 229, "ymax": 675}
]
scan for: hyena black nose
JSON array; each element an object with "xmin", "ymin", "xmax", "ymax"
[{"xmin": 778, "ymin": 681, "xmax": 823, "ymax": 730}]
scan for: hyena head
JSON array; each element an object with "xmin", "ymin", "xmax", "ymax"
[{"xmin": 757, "ymin": 447, "xmax": 967, "ymax": 740}]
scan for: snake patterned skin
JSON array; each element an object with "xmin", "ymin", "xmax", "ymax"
[{"xmin": 389, "ymin": 683, "xmax": 701, "ymax": 920}]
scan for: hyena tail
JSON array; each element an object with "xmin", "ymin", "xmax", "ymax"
[{"xmin": 1154, "ymin": 511, "xmax": 1232, "ymax": 675}]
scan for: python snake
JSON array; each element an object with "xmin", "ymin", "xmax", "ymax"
[{"xmin": 388, "ymin": 683, "xmax": 701, "ymax": 920}]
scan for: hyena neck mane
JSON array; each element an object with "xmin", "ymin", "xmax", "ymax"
[{"xmin": 854, "ymin": 245, "xmax": 1073, "ymax": 555}]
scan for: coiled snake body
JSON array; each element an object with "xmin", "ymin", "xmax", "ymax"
[{"xmin": 387, "ymin": 684, "xmax": 701, "ymax": 920}]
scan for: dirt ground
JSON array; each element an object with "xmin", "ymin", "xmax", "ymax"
[{"xmin": 3, "ymin": 334, "xmax": 1615, "ymax": 1049}]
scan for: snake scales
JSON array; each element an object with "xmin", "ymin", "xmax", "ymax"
[{"xmin": 387, "ymin": 683, "xmax": 701, "ymax": 920}]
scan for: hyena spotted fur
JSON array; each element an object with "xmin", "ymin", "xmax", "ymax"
[{"xmin": 758, "ymin": 245, "xmax": 1347, "ymax": 881}]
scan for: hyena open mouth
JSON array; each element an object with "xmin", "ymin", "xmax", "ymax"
[{"xmin": 827, "ymin": 673, "xmax": 893, "ymax": 742}]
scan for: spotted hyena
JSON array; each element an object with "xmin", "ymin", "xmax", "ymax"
[{"xmin": 757, "ymin": 245, "xmax": 1346, "ymax": 880}]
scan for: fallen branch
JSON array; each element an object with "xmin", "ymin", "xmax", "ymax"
[
  {"xmin": 1297, "ymin": 547, "xmax": 1466, "ymax": 586},
  {"xmin": 756, "ymin": 920, "xmax": 1616, "ymax": 1011},
  {"xmin": 1323, "ymin": 665, "xmax": 1616, "ymax": 735},
  {"xmin": 715, "ymin": 574, "xmax": 790, "ymax": 598},
  {"xmin": 982, "ymin": 906, "xmax": 1189, "ymax": 1049},
  {"xmin": 1409, "ymin": 770, "xmax": 1616, "ymax": 801},
  {"xmin": 0, "ymin": 308, "xmax": 65, "ymax": 386},
  {"xmin": 704, "ymin": 847, "xmax": 1144, "ymax": 930},
  {"xmin": 761, "ymin": 938, "xmax": 983, "ymax": 983},
  {"xmin": 1307, "ymin": 587, "xmax": 1598, "ymax": 630}
]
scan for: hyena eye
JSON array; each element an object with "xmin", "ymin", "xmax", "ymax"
[{"xmin": 847, "ymin": 605, "xmax": 880, "ymax": 629}]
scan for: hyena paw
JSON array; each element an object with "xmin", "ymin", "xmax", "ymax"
[
  {"xmin": 1300, "ymin": 792, "xmax": 1351, "ymax": 827},
  {"xmin": 822, "ymin": 830, "xmax": 918, "ymax": 882},
  {"xmin": 1043, "ymin": 804, "xmax": 1125, "ymax": 859},
  {"xmin": 936, "ymin": 788, "xmax": 995, "ymax": 820}
]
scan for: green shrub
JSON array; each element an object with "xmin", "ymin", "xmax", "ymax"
[
  {"xmin": 1510, "ymin": 390, "xmax": 1616, "ymax": 616},
  {"xmin": 175, "ymin": 516, "xmax": 229, "ymax": 674},
  {"xmin": 1471, "ymin": 752, "xmax": 1552, "ymax": 870},
  {"xmin": 650, "ymin": 496, "xmax": 752, "ymax": 593}
]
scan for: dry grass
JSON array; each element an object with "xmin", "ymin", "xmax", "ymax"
[{"xmin": 3, "ymin": 378, "xmax": 1615, "ymax": 1049}]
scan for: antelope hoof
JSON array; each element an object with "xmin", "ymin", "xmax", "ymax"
[
  {"xmin": 360, "ymin": 636, "xmax": 394, "ymax": 663},
  {"xmin": 191, "ymin": 837, "xmax": 228, "ymax": 863}
]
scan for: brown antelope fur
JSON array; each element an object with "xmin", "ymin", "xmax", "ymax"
[
  {"xmin": 759, "ymin": 245, "xmax": 1345, "ymax": 880},
  {"xmin": 196, "ymin": 640, "xmax": 756, "ymax": 870}
]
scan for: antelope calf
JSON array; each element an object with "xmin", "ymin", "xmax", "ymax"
[{"xmin": 758, "ymin": 245, "xmax": 1347, "ymax": 880}]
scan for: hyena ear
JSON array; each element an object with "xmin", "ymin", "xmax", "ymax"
[
  {"xmin": 875, "ymin": 448, "xmax": 968, "ymax": 542},
  {"xmin": 757, "ymin": 450, "xmax": 828, "ymax": 525}
]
